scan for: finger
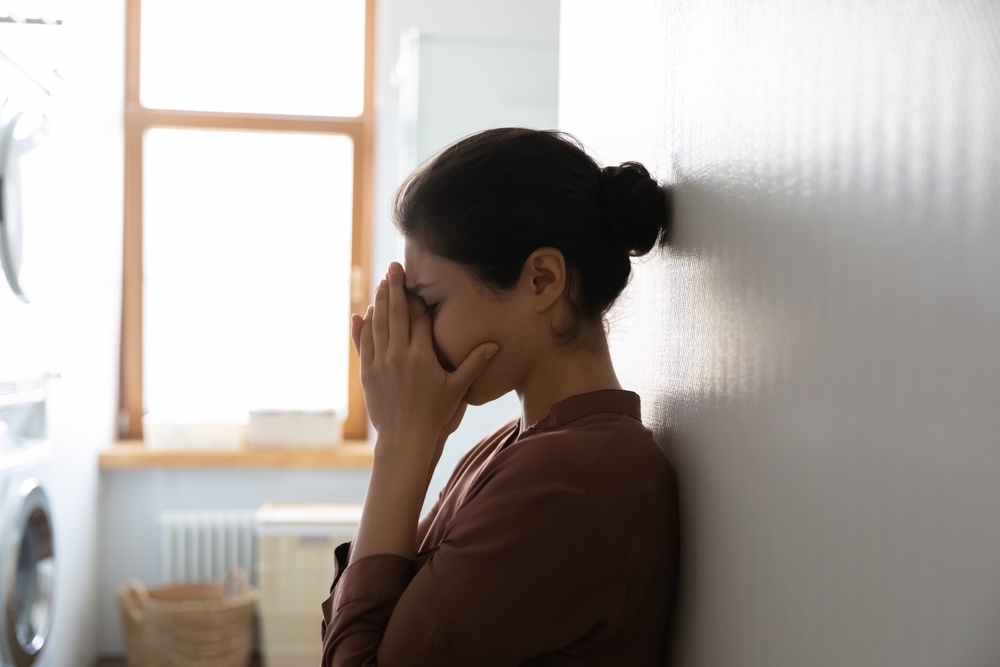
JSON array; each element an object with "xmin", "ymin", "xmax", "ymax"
[
  {"xmin": 372, "ymin": 277, "xmax": 389, "ymax": 353},
  {"xmin": 387, "ymin": 262, "xmax": 410, "ymax": 353},
  {"xmin": 409, "ymin": 298, "xmax": 434, "ymax": 352},
  {"xmin": 447, "ymin": 342, "xmax": 499, "ymax": 395},
  {"xmin": 406, "ymin": 293, "xmax": 426, "ymax": 325},
  {"xmin": 360, "ymin": 304, "xmax": 374, "ymax": 366},
  {"xmin": 351, "ymin": 313, "xmax": 363, "ymax": 357}
]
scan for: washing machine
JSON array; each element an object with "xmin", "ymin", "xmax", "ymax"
[
  {"xmin": 0, "ymin": 378, "xmax": 54, "ymax": 667},
  {"xmin": 0, "ymin": 13, "xmax": 60, "ymax": 667}
]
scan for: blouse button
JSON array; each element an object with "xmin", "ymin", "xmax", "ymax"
[{"xmin": 433, "ymin": 636, "xmax": 449, "ymax": 651}]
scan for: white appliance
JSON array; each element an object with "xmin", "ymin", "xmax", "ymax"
[
  {"xmin": 0, "ymin": 378, "xmax": 55, "ymax": 667},
  {"xmin": 0, "ymin": 14, "xmax": 60, "ymax": 667}
]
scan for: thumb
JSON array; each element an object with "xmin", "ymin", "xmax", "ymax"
[{"xmin": 447, "ymin": 342, "xmax": 499, "ymax": 394}]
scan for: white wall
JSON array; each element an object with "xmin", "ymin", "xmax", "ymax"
[
  {"xmin": 0, "ymin": 3, "xmax": 125, "ymax": 666},
  {"xmin": 560, "ymin": 1, "xmax": 1000, "ymax": 665}
]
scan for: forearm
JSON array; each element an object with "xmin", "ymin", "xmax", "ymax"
[
  {"xmin": 423, "ymin": 433, "xmax": 447, "ymax": 501},
  {"xmin": 413, "ymin": 435, "xmax": 448, "ymax": 551},
  {"xmin": 349, "ymin": 434, "xmax": 435, "ymax": 565}
]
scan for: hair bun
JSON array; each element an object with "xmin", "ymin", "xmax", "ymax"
[{"xmin": 599, "ymin": 162, "xmax": 671, "ymax": 256}]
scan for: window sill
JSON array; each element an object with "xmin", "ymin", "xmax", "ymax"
[{"xmin": 99, "ymin": 440, "xmax": 375, "ymax": 469}]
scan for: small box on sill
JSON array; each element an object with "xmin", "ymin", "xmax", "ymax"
[
  {"xmin": 142, "ymin": 414, "xmax": 246, "ymax": 451},
  {"xmin": 247, "ymin": 409, "xmax": 344, "ymax": 448}
]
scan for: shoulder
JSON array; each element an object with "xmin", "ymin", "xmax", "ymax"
[
  {"xmin": 455, "ymin": 410, "xmax": 677, "ymax": 571},
  {"xmin": 494, "ymin": 410, "xmax": 675, "ymax": 503}
]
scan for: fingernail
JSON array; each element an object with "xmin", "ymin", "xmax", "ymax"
[
  {"xmin": 379, "ymin": 279, "xmax": 387, "ymax": 289},
  {"xmin": 484, "ymin": 344, "xmax": 499, "ymax": 359},
  {"xmin": 389, "ymin": 262, "xmax": 402, "ymax": 275}
]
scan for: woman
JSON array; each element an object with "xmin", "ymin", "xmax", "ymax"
[{"xmin": 321, "ymin": 128, "xmax": 679, "ymax": 666}]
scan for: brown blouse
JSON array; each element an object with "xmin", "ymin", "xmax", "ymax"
[{"xmin": 320, "ymin": 388, "xmax": 679, "ymax": 666}]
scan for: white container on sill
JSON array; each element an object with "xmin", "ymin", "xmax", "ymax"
[
  {"xmin": 142, "ymin": 414, "xmax": 246, "ymax": 450},
  {"xmin": 246, "ymin": 409, "xmax": 344, "ymax": 448}
]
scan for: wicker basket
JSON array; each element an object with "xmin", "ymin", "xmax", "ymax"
[{"xmin": 117, "ymin": 569, "xmax": 258, "ymax": 667}]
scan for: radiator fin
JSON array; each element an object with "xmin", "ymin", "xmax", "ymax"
[{"xmin": 158, "ymin": 510, "xmax": 257, "ymax": 585}]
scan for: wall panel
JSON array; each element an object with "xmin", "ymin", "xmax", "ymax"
[{"xmin": 559, "ymin": 2, "xmax": 1000, "ymax": 665}]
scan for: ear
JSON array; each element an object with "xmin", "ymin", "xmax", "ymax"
[{"xmin": 522, "ymin": 247, "xmax": 566, "ymax": 313}]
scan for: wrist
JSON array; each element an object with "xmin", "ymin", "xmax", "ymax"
[
  {"xmin": 374, "ymin": 422, "xmax": 440, "ymax": 443},
  {"xmin": 351, "ymin": 459, "xmax": 424, "ymax": 564},
  {"xmin": 373, "ymin": 429, "xmax": 438, "ymax": 466}
]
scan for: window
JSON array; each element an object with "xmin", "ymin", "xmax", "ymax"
[{"xmin": 120, "ymin": 0, "xmax": 375, "ymax": 442}]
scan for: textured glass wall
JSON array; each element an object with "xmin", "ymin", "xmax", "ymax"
[{"xmin": 560, "ymin": 2, "xmax": 1000, "ymax": 665}]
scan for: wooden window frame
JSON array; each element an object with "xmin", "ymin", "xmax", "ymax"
[{"xmin": 119, "ymin": 0, "xmax": 375, "ymax": 443}]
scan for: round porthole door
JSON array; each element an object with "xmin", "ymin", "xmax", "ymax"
[{"xmin": 0, "ymin": 479, "xmax": 54, "ymax": 667}]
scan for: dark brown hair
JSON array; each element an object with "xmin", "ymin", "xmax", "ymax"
[{"xmin": 391, "ymin": 127, "xmax": 671, "ymax": 344}]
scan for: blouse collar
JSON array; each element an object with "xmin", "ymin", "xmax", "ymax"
[{"xmin": 521, "ymin": 388, "xmax": 642, "ymax": 434}]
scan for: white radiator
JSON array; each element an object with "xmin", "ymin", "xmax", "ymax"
[{"xmin": 158, "ymin": 510, "xmax": 257, "ymax": 585}]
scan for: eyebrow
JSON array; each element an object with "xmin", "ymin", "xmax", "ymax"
[{"xmin": 404, "ymin": 282, "xmax": 436, "ymax": 296}]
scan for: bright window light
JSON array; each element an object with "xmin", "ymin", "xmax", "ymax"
[
  {"xmin": 143, "ymin": 128, "xmax": 354, "ymax": 422},
  {"xmin": 139, "ymin": 0, "xmax": 366, "ymax": 116}
]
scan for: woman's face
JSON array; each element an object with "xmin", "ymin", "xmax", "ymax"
[{"xmin": 402, "ymin": 240, "xmax": 534, "ymax": 405}]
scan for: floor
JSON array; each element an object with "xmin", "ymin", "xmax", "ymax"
[{"xmin": 95, "ymin": 657, "xmax": 263, "ymax": 666}]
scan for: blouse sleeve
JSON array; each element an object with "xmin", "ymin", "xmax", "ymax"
[{"xmin": 320, "ymin": 472, "xmax": 613, "ymax": 667}]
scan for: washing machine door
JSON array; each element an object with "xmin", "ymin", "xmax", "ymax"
[{"xmin": 0, "ymin": 478, "xmax": 54, "ymax": 667}]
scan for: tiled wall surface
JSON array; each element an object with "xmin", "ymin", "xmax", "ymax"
[{"xmin": 559, "ymin": 2, "xmax": 1000, "ymax": 665}]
